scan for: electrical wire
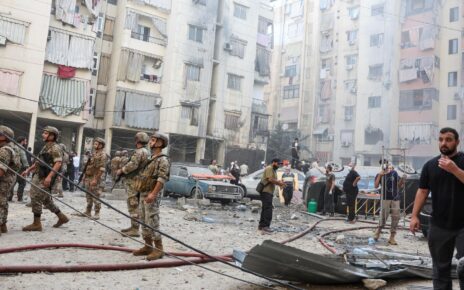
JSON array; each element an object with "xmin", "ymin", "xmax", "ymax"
[{"xmin": 3, "ymin": 137, "xmax": 304, "ymax": 290}]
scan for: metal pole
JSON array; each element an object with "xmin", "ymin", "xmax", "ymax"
[
  {"xmin": 379, "ymin": 146, "xmax": 385, "ymax": 226},
  {"xmin": 402, "ymin": 148, "xmax": 407, "ymax": 227}
]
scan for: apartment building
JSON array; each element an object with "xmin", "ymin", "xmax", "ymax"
[
  {"xmin": 269, "ymin": 0, "xmax": 463, "ymax": 170},
  {"xmin": 0, "ymin": 0, "xmax": 273, "ymax": 166}
]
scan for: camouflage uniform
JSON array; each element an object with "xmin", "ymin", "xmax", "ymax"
[
  {"xmin": 121, "ymin": 147, "xmax": 149, "ymax": 230},
  {"xmin": 30, "ymin": 142, "xmax": 63, "ymax": 215},
  {"xmin": 52, "ymin": 146, "xmax": 68, "ymax": 197},
  {"xmin": 83, "ymin": 150, "xmax": 107, "ymax": 216},
  {"xmin": 0, "ymin": 143, "xmax": 18, "ymax": 228},
  {"xmin": 110, "ymin": 154, "xmax": 121, "ymax": 182},
  {"xmin": 139, "ymin": 153, "xmax": 170, "ymax": 241},
  {"xmin": 8, "ymin": 143, "xmax": 28, "ymax": 201}
]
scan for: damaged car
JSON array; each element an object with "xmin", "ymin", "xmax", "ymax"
[{"xmin": 164, "ymin": 163, "xmax": 244, "ymax": 203}]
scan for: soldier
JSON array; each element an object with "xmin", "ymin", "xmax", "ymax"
[
  {"xmin": 132, "ymin": 132, "xmax": 170, "ymax": 260},
  {"xmin": 0, "ymin": 126, "xmax": 20, "ymax": 236},
  {"xmin": 120, "ymin": 150, "xmax": 129, "ymax": 168},
  {"xmin": 80, "ymin": 137, "xmax": 107, "ymax": 220},
  {"xmin": 8, "ymin": 136, "xmax": 29, "ymax": 202},
  {"xmin": 116, "ymin": 132, "xmax": 149, "ymax": 237},
  {"xmin": 51, "ymin": 143, "xmax": 68, "ymax": 198},
  {"xmin": 21, "ymin": 126, "xmax": 69, "ymax": 231},
  {"xmin": 110, "ymin": 151, "xmax": 121, "ymax": 182}
]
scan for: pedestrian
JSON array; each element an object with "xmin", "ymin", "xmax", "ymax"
[
  {"xmin": 373, "ymin": 163, "xmax": 404, "ymax": 245},
  {"xmin": 116, "ymin": 132, "xmax": 150, "ymax": 237},
  {"xmin": 208, "ymin": 159, "xmax": 219, "ymax": 175},
  {"xmin": 281, "ymin": 166, "xmax": 297, "ymax": 206},
  {"xmin": 291, "ymin": 138, "xmax": 300, "ymax": 169},
  {"xmin": 132, "ymin": 132, "xmax": 170, "ymax": 261},
  {"xmin": 260, "ymin": 161, "xmax": 266, "ymax": 169},
  {"xmin": 258, "ymin": 158, "xmax": 285, "ymax": 234},
  {"xmin": 79, "ymin": 138, "xmax": 106, "ymax": 220},
  {"xmin": 67, "ymin": 152, "xmax": 75, "ymax": 192},
  {"xmin": 240, "ymin": 162, "xmax": 249, "ymax": 177},
  {"xmin": 8, "ymin": 136, "xmax": 29, "ymax": 202},
  {"xmin": 0, "ymin": 126, "xmax": 21, "ymax": 236},
  {"xmin": 110, "ymin": 151, "xmax": 121, "ymax": 182},
  {"xmin": 410, "ymin": 127, "xmax": 464, "ymax": 289},
  {"xmin": 323, "ymin": 165, "xmax": 336, "ymax": 216},
  {"xmin": 21, "ymin": 126, "xmax": 69, "ymax": 231},
  {"xmin": 72, "ymin": 151, "xmax": 80, "ymax": 182},
  {"xmin": 230, "ymin": 162, "xmax": 240, "ymax": 185},
  {"xmin": 343, "ymin": 163, "xmax": 360, "ymax": 223}
]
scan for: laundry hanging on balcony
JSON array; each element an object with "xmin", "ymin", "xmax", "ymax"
[
  {"xmin": 57, "ymin": 65, "xmax": 76, "ymax": 79},
  {"xmin": 39, "ymin": 74, "xmax": 88, "ymax": 117},
  {"xmin": 83, "ymin": 0, "xmax": 103, "ymax": 17},
  {"xmin": 46, "ymin": 29, "xmax": 95, "ymax": 69},
  {"xmin": 55, "ymin": 0, "xmax": 78, "ymax": 26},
  {"xmin": 0, "ymin": 15, "xmax": 29, "ymax": 45}
]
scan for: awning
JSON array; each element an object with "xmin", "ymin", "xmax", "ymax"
[
  {"xmin": 39, "ymin": 74, "xmax": 88, "ymax": 117},
  {"xmin": 313, "ymin": 127, "xmax": 328, "ymax": 135}
]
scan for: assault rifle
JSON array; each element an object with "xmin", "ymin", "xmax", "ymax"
[{"xmin": 77, "ymin": 157, "xmax": 91, "ymax": 185}]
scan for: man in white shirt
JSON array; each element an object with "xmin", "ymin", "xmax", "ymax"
[
  {"xmin": 72, "ymin": 154, "xmax": 80, "ymax": 182},
  {"xmin": 240, "ymin": 163, "xmax": 249, "ymax": 177}
]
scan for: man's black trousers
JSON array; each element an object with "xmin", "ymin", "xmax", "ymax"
[{"xmin": 259, "ymin": 192, "xmax": 273, "ymax": 229}]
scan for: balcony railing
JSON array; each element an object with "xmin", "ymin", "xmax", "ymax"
[{"xmin": 131, "ymin": 31, "xmax": 167, "ymax": 46}]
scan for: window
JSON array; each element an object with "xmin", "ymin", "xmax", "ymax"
[
  {"xmin": 368, "ymin": 64, "xmax": 383, "ymax": 79},
  {"xmin": 133, "ymin": 25, "xmax": 150, "ymax": 42},
  {"xmin": 287, "ymin": 22, "xmax": 303, "ymax": 38},
  {"xmin": 230, "ymin": 38, "xmax": 246, "ymax": 58},
  {"xmin": 181, "ymin": 106, "xmax": 199, "ymax": 126},
  {"xmin": 344, "ymin": 106, "xmax": 354, "ymax": 121},
  {"xmin": 258, "ymin": 17, "xmax": 273, "ymax": 35},
  {"xmin": 368, "ymin": 96, "xmax": 381, "ymax": 108},
  {"xmin": 406, "ymin": 0, "xmax": 434, "ymax": 16},
  {"xmin": 285, "ymin": 65, "xmax": 297, "ymax": 77},
  {"xmin": 234, "ymin": 3, "xmax": 248, "ymax": 20},
  {"xmin": 282, "ymin": 85, "xmax": 299, "ymax": 99},
  {"xmin": 348, "ymin": 6, "xmax": 360, "ymax": 20},
  {"xmin": 399, "ymin": 88, "xmax": 437, "ymax": 111},
  {"xmin": 401, "ymin": 31, "xmax": 413, "ymax": 48},
  {"xmin": 188, "ymin": 25, "xmax": 203, "ymax": 43},
  {"xmin": 450, "ymin": 7, "xmax": 459, "ymax": 22},
  {"xmin": 103, "ymin": 18, "xmax": 115, "ymax": 41},
  {"xmin": 448, "ymin": 72, "xmax": 458, "ymax": 87},
  {"xmin": 447, "ymin": 105, "xmax": 457, "ymax": 120},
  {"xmin": 371, "ymin": 4, "xmax": 384, "ymax": 16},
  {"xmin": 346, "ymin": 55, "xmax": 357, "ymax": 66},
  {"xmin": 185, "ymin": 64, "xmax": 201, "ymax": 81},
  {"xmin": 370, "ymin": 33, "xmax": 384, "ymax": 47},
  {"xmin": 346, "ymin": 30, "xmax": 357, "ymax": 44},
  {"xmin": 107, "ymin": 0, "xmax": 117, "ymax": 4},
  {"xmin": 449, "ymin": 39, "xmax": 458, "ymax": 54},
  {"xmin": 225, "ymin": 113, "xmax": 240, "ymax": 130},
  {"xmin": 227, "ymin": 73, "xmax": 242, "ymax": 91},
  {"xmin": 193, "ymin": 0, "xmax": 207, "ymax": 5}
]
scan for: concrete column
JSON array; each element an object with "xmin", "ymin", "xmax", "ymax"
[
  {"xmin": 60, "ymin": 127, "xmax": 73, "ymax": 149},
  {"xmin": 195, "ymin": 138, "xmax": 206, "ymax": 164},
  {"xmin": 27, "ymin": 112, "xmax": 38, "ymax": 152},
  {"xmin": 75, "ymin": 124, "xmax": 84, "ymax": 156},
  {"xmin": 217, "ymin": 140, "xmax": 225, "ymax": 166},
  {"xmin": 104, "ymin": 127, "xmax": 113, "ymax": 155}
]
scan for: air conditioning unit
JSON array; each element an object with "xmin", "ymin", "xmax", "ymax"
[
  {"xmin": 153, "ymin": 58, "xmax": 163, "ymax": 69},
  {"xmin": 346, "ymin": 64, "xmax": 353, "ymax": 70},
  {"xmin": 154, "ymin": 98, "xmax": 163, "ymax": 106},
  {"xmin": 223, "ymin": 43, "xmax": 233, "ymax": 51}
]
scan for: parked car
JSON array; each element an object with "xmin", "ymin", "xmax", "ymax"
[
  {"xmin": 419, "ymin": 193, "xmax": 432, "ymax": 237},
  {"xmin": 303, "ymin": 164, "xmax": 420, "ymax": 214},
  {"xmin": 241, "ymin": 168, "xmax": 305, "ymax": 199},
  {"xmin": 164, "ymin": 163, "xmax": 244, "ymax": 203}
]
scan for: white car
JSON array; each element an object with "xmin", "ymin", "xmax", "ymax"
[{"xmin": 241, "ymin": 168, "xmax": 305, "ymax": 199}]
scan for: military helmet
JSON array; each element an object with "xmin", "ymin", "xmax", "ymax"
[
  {"xmin": 122, "ymin": 150, "xmax": 128, "ymax": 155},
  {"xmin": 115, "ymin": 150, "xmax": 121, "ymax": 157},
  {"xmin": 0, "ymin": 125, "xmax": 14, "ymax": 140},
  {"xmin": 43, "ymin": 126, "xmax": 59, "ymax": 139},
  {"xmin": 151, "ymin": 132, "xmax": 169, "ymax": 149},
  {"xmin": 135, "ymin": 132, "xmax": 149, "ymax": 144},
  {"xmin": 94, "ymin": 137, "xmax": 106, "ymax": 148}
]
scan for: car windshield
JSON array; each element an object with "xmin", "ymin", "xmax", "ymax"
[{"xmin": 188, "ymin": 167, "xmax": 215, "ymax": 175}]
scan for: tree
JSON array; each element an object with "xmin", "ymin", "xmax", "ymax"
[{"xmin": 265, "ymin": 122, "xmax": 311, "ymax": 164}]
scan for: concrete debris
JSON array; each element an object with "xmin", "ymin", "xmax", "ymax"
[
  {"xmin": 290, "ymin": 214, "xmax": 298, "ymax": 220},
  {"xmin": 183, "ymin": 214, "xmax": 199, "ymax": 222},
  {"xmin": 362, "ymin": 279, "xmax": 387, "ymax": 290},
  {"xmin": 241, "ymin": 197, "xmax": 251, "ymax": 204},
  {"xmin": 250, "ymin": 200, "xmax": 262, "ymax": 207},
  {"xmin": 236, "ymin": 205, "xmax": 247, "ymax": 211},
  {"xmin": 201, "ymin": 216, "xmax": 215, "ymax": 223},
  {"xmin": 176, "ymin": 197, "xmax": 186, "ymax": 208},
  {"xmin": 181, "ymin": 205, "xmax": 196, "ymax": 211},
  {"xmin": 185, "ymin": 199, "xmax": 199, "ymax": 207},
  {"xmin": 335, "ymin": 235, "xmax": 345, "ymax": 244},
  {"xmin": 199, "ymin": 199, "xmax": 211, "ymax": 206},
  {"xmin": 251, "ymin": 206, "xmax": 260, "ymax": 213}
]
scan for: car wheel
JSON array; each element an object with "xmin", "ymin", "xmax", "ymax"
[
  {"xmin": 190, "ymin": 187, "xmax": 203, "ymax": 199},
  {"xmin": 239, "ymin": 184, "xmax": 246, "ymax": 198}
]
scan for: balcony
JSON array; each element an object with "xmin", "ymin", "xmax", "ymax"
[{"xmin": 251, "ymin": 99, "xmax": 269, "ymax": 115}]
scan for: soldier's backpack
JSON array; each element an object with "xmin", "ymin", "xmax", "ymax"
[
  {"xmin": 133, "ymin": 154, "xmax": 169, "ymax": 193},
  {"xmin": 3, "ymin": 145, "xmax": 21, "ymax": 173}
]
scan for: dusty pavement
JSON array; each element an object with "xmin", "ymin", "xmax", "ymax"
[{"xmin": 0, "ymin": 189, "xmax": 459, "ymax": 290}]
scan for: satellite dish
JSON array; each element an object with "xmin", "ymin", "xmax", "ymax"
[{"xmin": 282, "ymin": 123, "xmax": 289, "ymax": 130}]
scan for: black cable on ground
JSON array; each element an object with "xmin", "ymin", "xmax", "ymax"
[{"xmin": 3, "ymin": 138, "xmax": 304, "ymax": 289}]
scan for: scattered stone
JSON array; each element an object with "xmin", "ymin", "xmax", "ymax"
[
  {"xmin": 186, "ymin": 208, "xmax": 196, "ymax": 214},
  {"xmin": 142, "ymin": 278, "xmax": 148, "ymax": 281},
  {"xmin": 290, "ymin": 214, "xmax": 298, "ymax": 220},
  {"xmin": 335, "ymin": 234, "xmax": 345, "ymax": 244},
  {"xmin": 241, "ymin": 197, "xmax": 251, "ymax": 204},
  {"xmin": 182, "ymin": 205, "xmax": 196, "ymax": 211},
  {"xmin": 185, "ymin": 198, "xmax": 199, "ymax": 207},
  {"xmin": 251, "ymin": 206, "xmax": 259, "ymax": 213},
  {"xmin": 236, "ymin": 205, "xmax": 247, "ymax": 211},
  {"xmin": 362, "ymin": 279, "xmax": 387, "ymax": 290},
  {"xmin": 201, "ymin": 216, "xmax": 215, "ymax": 223},
  {"xmin": 183, "ymin": 214, "xmax": 199, "ymax": 222},
  {"xmin": 199, "ymin": 199, "xmax": 211, "ymax": 206},
  {"xmin": 250, "ymin": 200, "xmax": 262, "ymax": 207},
  {"xmin": 197, "ymin": 273, "xmax": 204, "ymax": 278},
  {"xmin": 176, "ymin": 197, "xmax": 186, "ymax": 208}
]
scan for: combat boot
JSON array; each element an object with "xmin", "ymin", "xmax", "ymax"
[
  {"xmin": 23, "ymin": 216, "xmax": 43, "ymax": 231},
  {"xmin": 1, "ymin": 223, "xmax": 7, "ymax": 233},
  {"xmin": 133, "ymin": 237, "xmax": 153, "ymax": 256},
  {"xmin": 121, "ymin": 226, "xmax": 133, "ymax": 233},
  {"xmin": 124, "ymin": 226, "xmax": 140, "ymax": 237},
  {"xmin": 147, "ymin": 239, "xmax": 165, "ymax": 261},
  {"xmin": 373, "ymin": 228, "xmax": 381, "ymax": 241},
  {"xmin": 53, "ymin": 211, "xmax": 69, "ymax": 228},
  {"xmin": 388, "ymin": 232, "xmax": 398, "ymax": 245},
  {"xmin": 92, "ymin": 210, "xmax": 100, "ymax": 220}
]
